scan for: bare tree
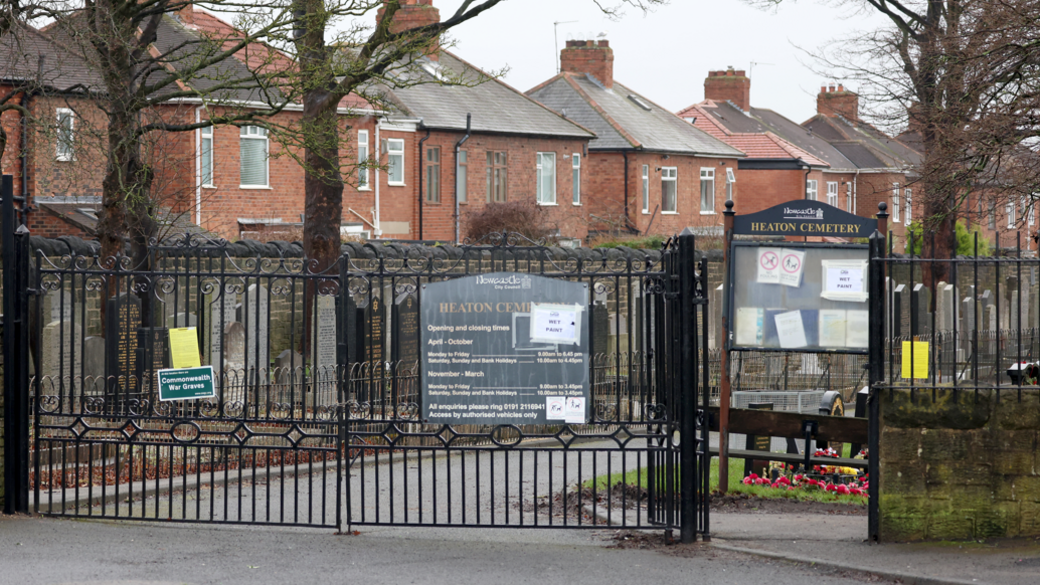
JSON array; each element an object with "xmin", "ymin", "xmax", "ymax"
[{"xmin": 774, "ymin": 0, "xmax": 1040, "ymax": 280}]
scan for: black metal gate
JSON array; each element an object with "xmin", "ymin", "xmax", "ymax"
[
  {"xmin": 341, "ymin": 233, "xmax": 710, "ymax": 540},
  {"xmin": 4, "ymin": 188, "xmax": 709, "ymax": 539}
]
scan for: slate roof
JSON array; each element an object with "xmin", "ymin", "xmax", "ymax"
[
  {"xmin": 37, "ymin": 197, "xmax": 212, "ymax": 238},
  {"xmin": 803, "ymin": 114, "xmax": 921, "ymax": 170},
  {"xmin": 380, "ymin": 53, "xmax": 593, "ymax": 138},
  {"xmin": 527, "ymin": 73, "xmax": 743, "ymax": 157},
  {"xmin": 0, "ymin": 24, "xmax": 104, "ymax": 92}
]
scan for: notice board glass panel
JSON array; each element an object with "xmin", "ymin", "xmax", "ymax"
[{"xmin": 727, "ymin": 242, "xmax": 870, "ymax": 354}]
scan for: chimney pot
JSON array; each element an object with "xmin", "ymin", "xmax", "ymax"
[{"xmin": 598, "ymin": 40, "xmax": 609, "ymax": 47}]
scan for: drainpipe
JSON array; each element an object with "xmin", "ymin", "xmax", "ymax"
[
  {"xmin": 454, "ymin": 113, "xmax": 471, "ymax": 243},
  {"xmin": 853, "ymin": 169, "xmax": 860, "ymax": 215},
  {"xmin": 195, "ymin": 106, "xmax": 203, "ymax": 225},
  {"xmin": 418, "ymin": 122, "xmax": 430, "ymax": 240},
  {"xmin": 802, "ymin": 163, "xmax": 811, "ymax": 199},
  {"xmin": 17, "ymin": 86, "xmax": 39, "ymax": 226},
  {"xmin": 374, "ymin": 117, "xmax": 381, "ymax": 237}
]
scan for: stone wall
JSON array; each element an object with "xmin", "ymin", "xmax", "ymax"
[{"xmin": 879, "ymin": 387, "xmax": 1040, "ymax": 541}]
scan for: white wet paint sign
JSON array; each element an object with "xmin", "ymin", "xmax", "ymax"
[
  {"xmin": 530, "ymin": 303, "xmax": 580, "ymax": 344},
  {"xmin": 821, "ymin": 260, "xmax": 868, "ymax": 301}
]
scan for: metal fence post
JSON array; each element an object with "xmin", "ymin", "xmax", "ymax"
[
  {"xmin": 677, "ymin": 229, "xmax": 697, "ymax": 543},
  {"xmin": 3, "ymin": 174, "xmax": 31, "ymax": 514},
  {"xmin": 867, "ymin": 226, "xmax": 886, "ymax": 542}
]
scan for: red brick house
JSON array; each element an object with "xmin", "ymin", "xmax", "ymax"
[
  {"xmin": 2, "ymin": 2, "xmax": 595, "ymax": 244},
  {"xmin": 677, "ymin": 71, "xmax": 919, "ymax": 245},
  {"xmin": 527, "ymin": 40, "xmax": 745, "ymax": 238}
]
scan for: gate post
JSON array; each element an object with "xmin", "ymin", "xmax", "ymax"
[
  {"xmin": 677, "ymin": 229, "xmax": 698, "ymax": 543},
  {"xmin": 3, "ymin": 174, "xmax": 31, "ymax": 514},
  {"xmin": 867, "ymin": 210, "xmax": 887, "ymax": 542}
]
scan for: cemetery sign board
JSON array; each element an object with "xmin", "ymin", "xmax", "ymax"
[{"xmin": 421, "ymin": 273, "xmax": 589, "ymax": 425}]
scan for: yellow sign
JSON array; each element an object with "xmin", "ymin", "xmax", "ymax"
[
  {"xmin": 168, "ymin": 327, "xmax": 202, "ymax": 369},
  {"xmin": 901, "ymin": 341, "xmax": 929, "ymax": 380}
]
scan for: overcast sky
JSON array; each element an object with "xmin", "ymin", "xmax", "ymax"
[{"xmin": 431, "ymin": 0, "xmax": 892, "ymax": 125}]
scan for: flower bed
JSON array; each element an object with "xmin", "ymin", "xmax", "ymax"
[{"xmin": 741, "ymin": 447, "xmax": 869, "ymax": 499}]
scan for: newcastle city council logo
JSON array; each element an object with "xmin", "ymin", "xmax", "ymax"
[{"xmin": 783, "ymin": 207, "xmax": 825, "ymax": 220}]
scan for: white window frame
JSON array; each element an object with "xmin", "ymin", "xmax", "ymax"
[
  {"xmin": 1029, "ymin": 196, "xmax": 1036, "ymax": 227},
  {"xmin": 661, "ymin": 167, "xmax": 678, "ymax": 214},
  {"xmin": 56, "ymin": 108, "xmax": 75, "ymax": 162},
  {"xmin": 905, "ymin": 188, "xmax": 912, "ymax": 224},
  {"xmin": 846, "ymin": 182, "xmax": 854, "ymax": 213},
  {"xmin": 386, "ymin": 138, "xmax": 405, "ymax": 186},
  {"xmin": 536, "ymin": 152, "xmax": 557, "ymax": 205},
  {"xmin": 805, "ymin": 179, "xmax": 818, "ymax": 201},
  {"xmin": 826, "ymin": 181, "xmax": 838, "ymax": 207},
  {"xmin": 989, "ymin": 199, "xmax": 996, "ymax": 230},
  {"xmin": 1008, "ymin": 200, "xmax": 1016, "ymax": 229},
  {"xmin": 572, "ymin": 153, "xmax": 581, "ymax": 205},
  {"xmin": 642, "ymin": 165, "xmax": 650, "ymax": 213},
  {"xmin": 199, "ymin": 124, "xmax": 214, "ymax": 188},
  {"xmin": 892, "ymin": 183, "xmax": 900, "ymax": 222},
  {"xmin": 700, "ymin": 167, "xmax": 715, "ymax": 214},
  {"xmin": 239, "ymin": 125, "xmax": 270, "ymax": 188},
  {"xmin": 456, "ymin": 150, "xmax": 467, "ymax": 204},
  {"xmin": 358, "ymin": 130, "xmax": 370, "ymax": 190},
  {"xmin": 725, "ymin": 167, "xmax": 735, "ymax": 202}
]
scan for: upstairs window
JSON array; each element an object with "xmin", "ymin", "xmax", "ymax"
[
  {"xmin": 486, "ymin": 151, "xmax": 507, "ymax": 202},
  {"xmin": 358, "ymin": 130, "xmax": 369, "ymax": 189},
  {"xmin": 56, "ymin": 108, "xmax": 75, "ymax": 161},
  {"xmin": 536, "ymin": 152, "xmax": 556, "ymax": 205},
  {"xmin": 386, "ymin": 138, "xmax": 405, "ymax": 185},
  {"xmin": 239, "ymin": 125, "xmax": 269, "ymax": 187},
  {"xmin": 806, "ymin": 179, "xmax": 818, "ymax": 201},
  {"xmin": 726, "ymin": 167, "xmax": 735, "ymax": 202},
  {"xmin": 199, "ymin": 124, "xmax": 214, "ymax": 187},
  {"xmin": 846, "ymin": 182, "xmax": 854, "ymax": 213},
  {"xmin": 662, "ymin": 167, "xmax": 677, "ymax": 213},
  {"xmin": 700, "ymin": 168, "xmax": 715, "ymax": 213},
  {"xmin": 456, "ymin": 150, "xmax": 467, "ymax": 203},
  {"xmin": 891, "ymin": 183, "xmax": 900, "ymax": 222},
  {"xmin": 426, "ymin": 147, "xmax": 440, "ymax": 203},
  {"xmin": 642, "ymin": 165, "xmax": 650, "ymax": 213},
  {"xmin": 989, "ymin": 199, "xmax": 996, "ymax": 230},
  {"xmin": 905, "ymin": 188, "xmax": 912, "ymax": 224},
  {"xmin": 827, "ymin": 181, "xmax": 838, "ymax": 207},
  {"xmin": 1008, "ymin": 200, "xmax": 1016, "ymax": 229},
  {"xmin": 572, "ymin": 153, "xmax": 581, "ymax": 205}
]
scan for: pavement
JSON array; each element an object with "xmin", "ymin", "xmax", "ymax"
[{"xmin": 709, "ymin": 511, "xmax": 1040, "ymax": 585}]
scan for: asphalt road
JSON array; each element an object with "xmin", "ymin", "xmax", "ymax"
[{"xmin": 0, "ymin": 514, "xmax": 899, "ymax": 585}]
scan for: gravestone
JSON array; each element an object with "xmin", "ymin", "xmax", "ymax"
[
  {"xmin": 591, "ymin": 303, "xmax": 610, "ymax": 357},
  {"xmin": 222, "ymin": 321, "xmax": 246, "ymax": 401},
  {"xmin": 961, "ymin": 295, "xmax": 975, "ymax": 351},
  {"xmin": 273, "ymin": 348, "xmax": 304, "ymax": 402},
  {"xmin": 893, "ymin": 284, "xmax": 906, "ymax": 338},
  {"xmin": 40, "ymin": 318, "xmax": 84, "ymax": 386},
  {"xmin": 979, "ymin": 290, "xmax": 993, "ymax": 329},
  {"xmin": 105, "ymin": 293, "xmax": 142, "ymax": 410},
  {"xmin": 314, "ymin": 294, "xmax": 338, "ymax": 384},
  {"xmin": 82, "ymin": 336, "xmax": 105, "ymax": 396},
  {"xmin": 936, "ymin": 282, "xmax": 954, "ymax": 332},
  {"xmin": 911, "ymin": 284, "xmax": 931, "ymax": 337},
  {"xmin": 41, "ymin": 290, "xmax": 73, "ymax": 323},
  {"xmin": 240, "ymin": 283, "xmax": 270, "ymax": 376},
  {"xmin": 166, "ymin": 312, "xmax": 197, "ymax": 329},
  {"xmin": 206, "ymin": 288, "xmax": 237, "ymax": 367},
  {"xmin": 137, "ymin": 327, "xmax": 169, "ymax": 395},
  {"xmin": 392, "ymin": 293, "xmax": 420, "ymax": 368},
  {"xmin": 987, "ymin": 305, "xmax": 997, "ymax": 334}
]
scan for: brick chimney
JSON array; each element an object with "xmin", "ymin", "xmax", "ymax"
[
  {"xmin": 376, "ymin": 0, "xmax": 442, "ymax": 59},
  {"xmin": 817, "ymin": 84, "xmax": 858, "ymax": 120},
  {"xmin": 704, "ymin": 67, "xmax": 750, "ymax": 112},
  {"xmin": 178, "ymin": 1, "xmax": 195, "ymax": 26},
  {"xmin": 560, "ymin": 40, "xmax": 614, "ymax": 89}
]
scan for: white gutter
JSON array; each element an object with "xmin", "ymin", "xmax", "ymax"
[
  {"xmin": 194, "ymin": 106, "xmax": 203, "ymax": 225},
  {"xmin": 165, "ymin": 97, "xmax": 385, "ymax": 117}
]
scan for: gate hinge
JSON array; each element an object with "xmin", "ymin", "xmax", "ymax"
[{"xmin": 26, "ymin": 288, "xmax": 39, "ymax": 296}]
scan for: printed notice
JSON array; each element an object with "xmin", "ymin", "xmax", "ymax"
[
  {"xmin": 818, "ymin": 310, "xmax": 847, "ymax": 348},
  {"xmin": 775, "ymin": 310, "xmax": 808, "ymax": 348},
  {"xmin": 564, "ymin": 396, "xmax": 586, "ymax": 424},
  {"xmin": 901, "ymin": 341, "xmax": 929, "ymax": 380},
  {"xmin": 756, "ymin": 248, "xmax": 781, "ymax": 284},
  {"xmin": 168, "ymin": 327, "xmax": 201, "ymax": 368},
  {"xmin": 846, "ymin": 310, "xmax": 869, "ymax": 348},
  {"xmin": 779, "ymin": 249, "xmax": 805, "ymax": 288},
  {"xmin": 530, "ymin": 303, "xmax": 580, "ymax": 344},
  {"xmin": 422, "ymin": 273, "xmax": 590, "ymax": 425},
  {"xmin": 821, "ymin": 260, "xmax": 868, "ymax": 301},
  {"xmin": 735, "ymin": 307, "xmax": 764, "ymax": 346},
  {"xmin": 546, "ymin": 396, "xmax": 566, "ymax": 420}
]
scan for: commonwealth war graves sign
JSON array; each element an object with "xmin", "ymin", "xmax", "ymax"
[{"xmin": 421, "ymin": 273, "xmax": 589, "ymax": 425}]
